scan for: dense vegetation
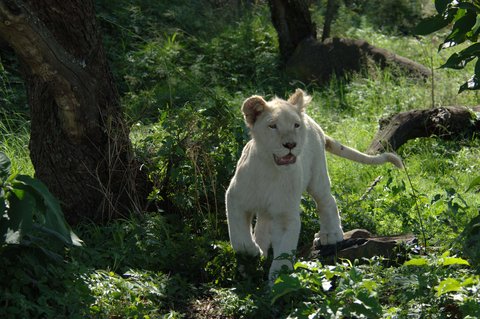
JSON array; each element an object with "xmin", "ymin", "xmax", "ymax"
[{"xmin": 1, "ymin": 0, "xmax": 479, "ymax": 318}]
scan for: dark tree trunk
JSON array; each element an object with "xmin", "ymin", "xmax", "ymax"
[
  {"xmin": 268, "ymin": 0, "xmax": 317, "ymax": 64},
  {"xmin": 367, "ymin": 106, "xmax": 480, "ymax": 154},
  {"xmin": 0, "ymin": 0, "xmax": 149, "ymax": 224},
  {"xmin": 321, "ymin": 0, "xmax": 340, "ymax": 41}
]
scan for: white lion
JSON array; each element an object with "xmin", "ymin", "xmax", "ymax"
[{"xmin": 225, "ymin": 89, "xmax": 403, "ymax": 280}]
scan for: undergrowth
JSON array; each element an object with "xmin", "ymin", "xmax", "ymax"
[{"xmin": 0, "ymin": 0, "xmax": 479, "ymax": 318}]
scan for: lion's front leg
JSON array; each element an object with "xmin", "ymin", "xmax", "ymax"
[
  {"xmin": 268, "ymin": 212, "xmax": 301, "ymax": 281},
  {"xmin": 226, "ymin": 202, "xmax": 262, "ymax": 256}
]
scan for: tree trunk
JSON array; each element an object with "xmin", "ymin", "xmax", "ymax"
[
  {"xmin": 321, "ymin": 0, "xmax": 340, "ymax": 41},
  {"xmin": 367, "ymin": 106, "xmax": 480, "ymax": 154},
  {"xmin": 0, "ymin": 0, "xmax": 148, "ymax": 223},
  {"xmin": 268, "ymin": 0, "xmax": 317, "ymax": 64}
]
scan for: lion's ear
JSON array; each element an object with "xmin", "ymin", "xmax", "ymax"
[
  {"xmin": 288, "ymin": 88, "xmax": 312, "ymax": 112},
  {"xmin": 242, "ymin": 95, "xmax": 268, "ymax": 128}
]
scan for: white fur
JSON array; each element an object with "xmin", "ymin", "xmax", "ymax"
[{"xmin": 225, "ymin": 89, "xmax": 403, "ymax": 280}]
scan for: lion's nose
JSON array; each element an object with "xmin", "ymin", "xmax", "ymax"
[{"xmin": 283, "ymin": 142, "xmax": 296, "ymax": 150}]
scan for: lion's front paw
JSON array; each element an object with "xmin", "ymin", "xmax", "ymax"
[
  {"xmin": 315, "ymin": 230, "xmax": 344, "ymax": 246},
  {"xmin": 232, "ymin": 241, "xmax": 263, "ymax": 256}
]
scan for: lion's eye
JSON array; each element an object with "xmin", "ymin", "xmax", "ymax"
[
  {"xmin": 268, "ymin": 124, "xmax": 277, "ymax": 129},
  {"xmin": 294, "ymin": 123, "xmax": 300, "ymax": 128}
]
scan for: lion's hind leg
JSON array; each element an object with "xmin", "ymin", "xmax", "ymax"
[{"xmin": 307, "ymin": 152, "xmax": 344, "ymax": 245}]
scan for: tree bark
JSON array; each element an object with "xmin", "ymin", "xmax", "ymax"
[
  {"xmin": 268, "ymin": 0, "xmax": 317, "ymax": 64},
  {"xmin": 367, "ymin": 106, "xmax": 480, "ymax": 154},
  {"xmin": 321, "ymin": 0, "xmax": 340, "ymax": 41},
  {"xmin": 0, "ymin": 0, "xmax": 148, "ymax": 223}
]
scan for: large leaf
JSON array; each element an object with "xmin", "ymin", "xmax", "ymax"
[
  {"xmin": 440, "ymin": 10, "xmax": 477, "ymax": 49},
  {"xmin": 415, "ymin": 14, "xmax": 452, "ymax": 35},
  {"xmin": 2, "ymin": 188, "xmax": 35, "ymax": 244},
  {"xmin": 13, "ymin": 175, "xmax": 83, "ymax": 246},
  {"xmin": 271, "ymin": 274, "xmax": 303, "ymax": 305},
  {"xmin": 442, "ymin": 256, "xmax": 470, "ymax": 266},
  {"xmin": 441, "ymin": 43, "xmax": 480, "ymax": 69},
  {"xmin": 435, "ymin": 278, "xmax": 462, "ymax": 297},
  {"xmin": 404, "ymin": 257, "xmax": 428, "ymax": 266},
  {"xmin": 459, "ymin": 74, "xmax": 480, "ymax": 92}
]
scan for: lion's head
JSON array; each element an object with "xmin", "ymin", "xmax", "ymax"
[{"xmin": 241, "ymin": 89, "xmax": 311, "ymax": 166}]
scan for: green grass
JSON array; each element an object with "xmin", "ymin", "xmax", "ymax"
[{"xmin": 1, "ymin": 1, "xmax": 480, "ymax": 318}]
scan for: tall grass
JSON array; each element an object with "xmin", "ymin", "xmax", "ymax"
[{"xmin": 0, "ymin": 111, "xmax": 32, "ymax": 176}]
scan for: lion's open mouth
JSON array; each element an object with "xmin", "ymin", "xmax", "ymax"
[{"xmin": 274, "ymin": 153, "xmax": 296, "ymax": 165}]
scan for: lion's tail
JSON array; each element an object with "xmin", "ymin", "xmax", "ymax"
[{"xmin": 325, "ymin": 136, "xmax": 404, "ymax": 169}]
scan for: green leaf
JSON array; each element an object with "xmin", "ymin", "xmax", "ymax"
[
  {"xmin": 441, "ymin": 43, "xmax": 480, "ymax": 69},
  {"xmin": 441, "ymin": 11, "xmax": 477, "ymax": 49},
  {"xmin": 12, "ymin": 175, "xmax": 82, "ymax": 246},
  {"xmin": 442, "ymin": 256, "xmax": 470, "ymax": 266},
  {"xmin": 0, "ymin": 152, "xmax": 11, "ymax": 181},
  {"xmin": 459, "ymin": 75, "xmax": 480, "ymax": 92},
  {"xmin": 271, "ymin": 274, "xmax": 302, "ymax": 305},
  {"xmin": 2, "ymin": 188, "xmax": 35, "ymax": 244},
  {"xmin": 415, "ymin": 14, "xmax": 451, "ymax": 35},
  {"xmin": 404, "ymin": 258, "xmax": 428, "ymax": 266},
  {"xmin": 441, "ymin": 52, "xmax": 475, "ymax": 69},
  {"xmin": 435, "ymin": 278, "xmax": 462, "ymax": 296},
  {"xmin": 466, "ymin": 176, "xmax": 480, "ymax": 192}
]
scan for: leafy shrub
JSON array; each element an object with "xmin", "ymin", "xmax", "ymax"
[
  {"xmin": 415, "ymin": 0, "xmax": 480, "ymax": 92},
  {"xmin": 0, "ymin": 152, "xmax": 88, "ymax": 317},
  {"xmin": 0, "ymin": 152, "xmax": 82, "ymax": 250},
  {"xmin": 271, "ymin": 252, "xmax": 480, "ymax": 318},
  {"xmin": 133, "ymin": 96, "xmax": 246, "ymax": 237},
  {"xmin": 85, "ymin": 269, "xmax": 167, "ymax": 318}
]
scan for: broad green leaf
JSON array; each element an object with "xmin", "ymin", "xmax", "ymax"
[
  {"xmin": 466, "ymin": 176, "xmax": 480, "ymax": 192},
  {"xmin": 415, "ymin": 14, "xmax": 451, "ymax": 35},
  {"xmin": 440, "ymin": 52, "xmax": 475, "ymax": 69},
  {"xmin": 461, "ymin": 276, "xmax": 478, "ymax": 287},
  {"xmin": 0, "ymin": 152, "xmax": 11, "ymax": 181},
  {"xmin": 404, "ymin": 258, "xmax": 428, "ymax": 266},
  {"xmin": 3, "ymin": 188, "xmax": 35, "ymax": 244},
  {"xmin": 441, "ymin": 11, "xmax": 477, "ymax": 49},
  {"xmin": 15, "ymin": 175, "xmax": 63, "ymax": 218},
  {"xmin": 271, "ymin": 274, "xmax": 302, "ymax": 305},
  {"xmin": 435, "ymin": 278, "xmax": 462, "ymax": 296},
  {"xmin": 441, "ymin": 251, "xmax": 451, "ymax": 258},
  {"xmin": 441, "ymin": 43, "xmax": 480, "ymax": 69},
  {"xmin": 442, "ymin": 256, "xmax": 470, "ymax": 266},
  {"xmin": 12, "ymin": 175, "xmax": 82, "ymax": 246},
  {"xmin": 459, "ymin": 75, "xmax": 480, "ymax": 92}
]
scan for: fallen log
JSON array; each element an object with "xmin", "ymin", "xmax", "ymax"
[
  {"xmin": 311, "ymin": 229, "xmax": 418, "ymax": 265},
  {"xmin": 286, "ymin": 37, "xmax": 432, "ymax": 84},
  {"xmin": 367, "ymin": 106, "xmax": 480, "ymax": 154}
]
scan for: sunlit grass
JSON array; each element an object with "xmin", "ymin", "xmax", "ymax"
[{"xmin": 0, "ymin": 111, "xmax": 33, "ymax": 176}]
